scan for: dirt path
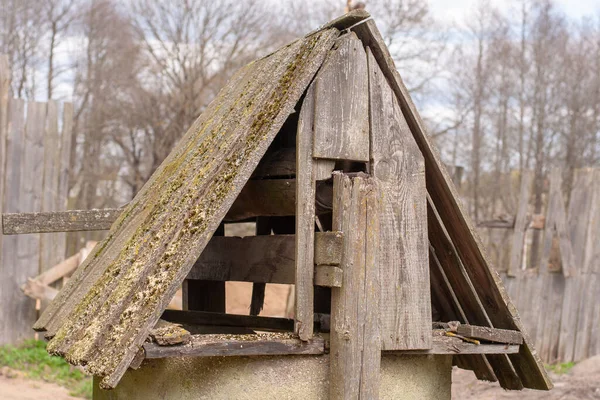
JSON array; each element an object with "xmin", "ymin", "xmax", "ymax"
[
  {"xmin": 0, "ymin": 369, "xmax": 82, "ymax": 400},
  {"xmin": 453, "ymin": 355, "xmax": 600, "ymax": 399}
]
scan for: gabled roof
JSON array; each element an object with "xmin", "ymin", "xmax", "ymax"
[{"xmin": 35, "ymin": 11, "xmax": 551, "ymax": 391}]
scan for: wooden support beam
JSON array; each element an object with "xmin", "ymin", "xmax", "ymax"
[
  {"xmin": 143, "ymin": 331, "xmax": 519, "ymax": 360},
  {"xmin": 295, "ymin": 81, "xmax": 317, "ymax": 341},
  {"xmin": 396, "ymin": 333, "xmax": 520, "ymax": 355},
  {"xmin": 143, "ymin": 334, "xmax": 325, "ymax": 359},
  {"xmin": 186, "ymin": 232, "xmax": 342, "ymax": 284},
  {"xmin": 314, "ymin": 265, "xmax": 343, "ymax": 287},
  {"xmin": 456, "ymin": 325, "xmax": 523, "ymax": 345},
  {"xmin": 162, "ymin": 309, "xmax": 294, "ymax": 332},
  {"xmin": 330, "ymin": 173, "xmax": 381, "ymax": 399}
]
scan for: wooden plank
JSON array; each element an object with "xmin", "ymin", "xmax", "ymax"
[
  {"xmin": 540, "ymin": 169, "xmax": 574, "ymax": 277},
  {"xmin": 367, "ymin": 47, "xmax": 431, "ymax": 350},
  {"xmin": 330, "ymin": 173, "xmax": 381, "ymax": 399},
  {"xmin": 573, "ymin": 169, "xmax": 600, "ymax": 361},
  {"xmin": 313, "ymin": 33, "xmax": 369, "ymax": 162},
  {"xmin": 456, "ymin": 325, "xmax": 523, "ymax": 345},
  {"xmin": 396, "ymin": 333, "xmax": 520, "ymax": 355},
  {"xmin": 353, "ymin": 19, "xmax": 551, "ymax": 390},
  {"xmin": 295, "ymin": 81, "xmax": 317, "ymax": 340},
  {"xmin": 3, "ymin": 177, "xmax": 338, "ymax": 234},
  {"xmin": 360, "ymin": 173, "xmax": 382, "ymax": 399},
  {"xmin": 162, "ymin": 309, "xmax": 294, "ymax": 332},
  {"xmin": 558, "ymin": 169, "xmax": 594, "ymax": 362},
  {"xmin": 183, "ymin": 224, "xmax": 226, "ymax": 313},
  {"xmin": 9, "ymin": 102, "xmax": 46, "ymax": 343},
  {"xmin": 3, "ymin": 208, "xmax": 122, "ymax": 234},
  {"xmin": 144, "ymin": 333, "xmax": 325, "ymax": 358},
  {"xmin": 0, "ymin": 99, "xmax": 26, "ymax": 344},
  {"xmin": 0, "ymin": 55, "xmax": 9, "ymax": 308},
  {"xmin": 37, "ymin": 29, "xmax": 339, "ymax": 389},
  {"xmin": 187, "ymin": 232, "xmax": 342, "ymax": 283},
  {"xmin": 55, "ymin": 102, "xmax": 74, "ymax": 280},
  {"xmin": 314, "ymin": 265, "xmax": 343, "ymax": 287},
  {"xmin": 40, "ymin": 101, "xmax": 63, "ymax": 276},
  {"xmin": 538, "ymin": 271, "xmax": 565, "ymax": 364},
  {"xmin": 509, "ymin": 171, "xmax": 533, "ymax": 277}
]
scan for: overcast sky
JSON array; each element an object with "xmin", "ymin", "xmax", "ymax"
[{"xmin": 428, "ymin": 0, "xmax": 600, "ymax": 22}]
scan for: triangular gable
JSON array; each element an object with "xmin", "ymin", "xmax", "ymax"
[
  {"xmin": 34, "ymin": 27, "xmax": 340, "ymax": 389},
  {"xmin": 350, "ymin": 19, "xmax": 552, "ymax": 390}
]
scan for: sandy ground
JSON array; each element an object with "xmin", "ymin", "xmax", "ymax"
[
  {"xmin": 0, "ymin": 368, "xmax": 81, "ymax": 400},
  {"xmin": 1, "ymin": 356, "xmax": 599, "ymax": 399}
]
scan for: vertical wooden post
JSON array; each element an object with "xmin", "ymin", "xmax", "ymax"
[
  {"xmin": 330, "ymin": 172, "xmax": 381, "ymax": 399},
  {"xmin": 183, "ymin": 224, "xmax": 226, "ymax": 312},
  {"xmin": 57, "ymin": 103, "xmax": 74, "ymax": 285},
  {"xmin": 367, "ymin": 47, "xmax": 431, "ymax": 350},
  {"xmin": 295, "ymin": 83, "xmax": 317, "ymax": 340},
  {"xmin": 40, "ymin": 101, "xmax": 62, "ymax": 276}
]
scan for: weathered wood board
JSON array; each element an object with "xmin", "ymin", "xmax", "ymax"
[
  {"xmin": 367, "ymin": 47, "xmax": 431, "ymax": 351},
  {"xmin": 330, "ymin": 173, "xmax": 381, "ymax": 399},
  {"xmin": 313, "ymin": 32, "xmax": 369, "ymax": 162},
  {"xmin": 558, "ymin": 169, "xmax": 594, "ymax": 362},
  {"xmin": 352, "ymin": 18, "xmax": 551, "ymax": 390},
  {"xmin": 35, "ymin": 28, "xmax": 339, "ymax": 389},
  {"xmin": 0, "ymin": 100, "xmax": 39, "ymax": 344},
  {"xmin": 187, "ymin": 232, "xmax": 341, "ymax": 284},
  {"xmin": 144, "ymin": 334, "xmax": 325, "ymax": 358},
  {"xmin": 509, "ymin": 171, "xmax": 533, "ymax": 277},
  {"xmin": 295, "ymin": 82, "xmax": 317, "ymax": 340}
]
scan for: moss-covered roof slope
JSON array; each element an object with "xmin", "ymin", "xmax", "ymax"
[{"xmin": 33, "ymin": 20, "xmax": 345, "ymax": 389}]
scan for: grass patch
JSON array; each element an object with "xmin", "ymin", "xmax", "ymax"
[
  {"xmin": 545, "ymin": 361, "xmax": 575, "ymax": 375},
  {"xmin": 0, "ymin": 339, "xmax": 92, "ymax": 399}
]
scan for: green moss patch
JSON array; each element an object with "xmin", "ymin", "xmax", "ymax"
[{"xmin": 0, "ymin": 340, "xmax": 92, "ymax": 399}]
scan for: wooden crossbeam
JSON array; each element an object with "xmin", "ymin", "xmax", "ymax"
[
  {"xmin": 142, "ymin": 331, "xmax": 520, "ymax": 360},
  {"xmin": 2, "ymin": 180, "xmax": 336, "ymax": 235},
  {"xmin": 187, "ymin": 232, "xmax": 342, "ymax": 284},
  {"xmin": 161, "ymin": 309, "xmax": 331, "ymax": 333},
  {"xmin": 143, "ymin": 334, "xmax": 326, "ymax": 359}
]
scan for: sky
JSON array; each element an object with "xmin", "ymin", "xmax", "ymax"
[{"xmin": 429, "ymin": 0, "xmax": 600, "ymax": 22}]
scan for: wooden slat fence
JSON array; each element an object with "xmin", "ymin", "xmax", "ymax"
[
  {"xmin": 0, "ymin": 56, "xmax": 73, "ymax": 344},
  {"xmin": 480, "ymin": 168, "xmax": 600, "ymax": 364}
]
